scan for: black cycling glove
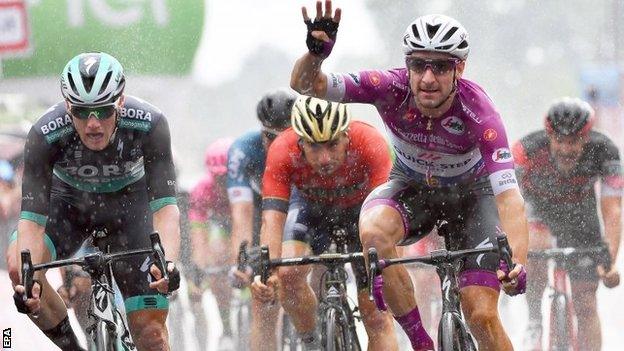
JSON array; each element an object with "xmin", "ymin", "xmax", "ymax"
[
  {"xmin": 165, "ymin": 261, "xmax": 181, "ymax": 292},
  {"xmin": 305, "ymin": 17, "xmax": 339, "ymax": 58},
  {"xmin": 13, "ymin": 280, "xmax": 42, "ymax": 314}
]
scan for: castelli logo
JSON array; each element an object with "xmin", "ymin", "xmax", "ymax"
[
  {"xmin": 483, "ymin": 128, "xmax": 497, "ymax": 141},
  {"xmin": 369, "ymin": 72, "xmax": 381, "ymax": 86}
]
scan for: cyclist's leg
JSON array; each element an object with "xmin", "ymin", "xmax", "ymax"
[
  {"xmin": 278, "ymin": 242, "xmax": 315, "ymax": 335},
  {"xmin": 250, "ymin": 297, "xmax": 280, "ymax": 351},
  {"xmin": 359, "ymin": 178, "xmax": 435, "ymax": 350},
  {"xmin": 524, "ymin": 217, "xmax": 552, "ymax": 349},
  {"xmin": 346, "ymin": 215, "xmax": 398, "ymax": 350},
  {"xmin": 450, "ymin": 184, "xmax": 512, "ymax": 351},
  {"xmin": 405, "ymin": 235, "xmax": 443, "ymax": 339},
  {"xmin": 569, "ymin": 261, "xmax": 601, "ymax": 351},
  {"xmin": 206, "ymin": 223, "xmax": 234, "ymax": 341},
  {"xmin": 277, "ymin": 192, "xmax": 318, "ymax": 344},
  {"xmin": 8, "ymin": 203, "xmax": 89, "ymax": 350},
  {"xmin": 110, "ymin": 202, "xmax": 171, "ymax": 350}
]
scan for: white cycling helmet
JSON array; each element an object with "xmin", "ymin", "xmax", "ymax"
[
  {"xmin": 61, "ymin": 52, "xmax": 125, "ymax": 106},
  {"xmin": 402, "ymin": 14, "xmax": 470, "ymax": 60}
]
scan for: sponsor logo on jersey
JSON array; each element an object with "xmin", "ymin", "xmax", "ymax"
[
  {"xmin": 120, "ymin": 107, "xmax": 153, "ymax": 121},
  {"xmin": 369, "ymin": 71, "xmax": 381, "ymax": 86},
  {"xmin": 402, "ymin": 111, "xmax": 417, "ymax": 122},
  {"xmin": 441, "ymin": 116, "xmax": 465, "ymax": 135},
  {"xmin": 498, "ymin": 171, "xmax": 517, "ymax": 186},
  {"xmin": 483, "ymin": 128, "xmax": 497, "ymax": 141},
  {"xmin": 392, "ymin": 80, "xmax": 409, "ymax": 91},
  {"xmin": 394, "ymin": 147, "xmax": 476, "ymax": 171},
  {"xmin": 348, "ymin": 73, "xmax": 360, "ymax": 85},
  {"xmin": 417, "ymin": 152, "xmax": 442, "ymax": 161},
  {"xmin": 64, "ymin": 160, "xmax": 142, "ymax": 178},
  {"xmin": 330, "ymin": 73, "xmax": 344, "ymax": 88},
  {"xmin": 492, "ymin": 148, "xmax": 513, "ymax": 163},
  {"xmin": 460, "ymin": 101, "xmax": 483, "ymax": 124},
  {"xmin": 40, "ymin": 114, "xmax": 72, "ymax": 135}
]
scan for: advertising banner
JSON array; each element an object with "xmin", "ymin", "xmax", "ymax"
[{"xmin": 2, "ymin": 0, "xmax": 204, "ymax": 76}]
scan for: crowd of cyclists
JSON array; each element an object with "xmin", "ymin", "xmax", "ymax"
[{"xmin": 4, "ymin": 1, "xmax": 622, "ymax": 350}]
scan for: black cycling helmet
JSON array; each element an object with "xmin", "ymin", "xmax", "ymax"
[
  {"xmin": 544, "ymin": 97, "xmax": 594, "ymax": 137},
  {"xmin": 256, "ymin": 88, "xmax": 298, "ymax": 129}
]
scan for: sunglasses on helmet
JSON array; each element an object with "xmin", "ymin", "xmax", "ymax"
[
  {"xmin": 405, "ymin": 57, "xmax": 460, "ymax": 75},
  {"xmin": 69, "ymin": 104, "xmax": 117, "ymax": 120}
]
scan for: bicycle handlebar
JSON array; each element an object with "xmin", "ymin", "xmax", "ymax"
[
  {"xmin": 257, "ymin": 245, "xmax": 363, "ymax": 284},
  {"xmin": 528, "ymin": 245, "xmax": 611, "ymax": 270},
  {"xmin": 367, "ymin": 235, "xmax": 512, "ymax": 310},
  {"xmin": 20, "ymin": 232, "xmax": 165, "ymax": 299}
]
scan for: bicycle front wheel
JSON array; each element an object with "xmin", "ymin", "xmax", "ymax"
[
  {"xmin": 439, "ymin": 312, "xmax": 475, "ymax": 351},
  {"xmin": 324, "ymin": 307, "xmax": 349, "ymax": 351},
  {"xmin": 550, "ymin": 294, "xmax": 570, "ymax": 350},
  {"xmin": 95, "ymin": 320, "xmax": 117, "ymax": 351}
]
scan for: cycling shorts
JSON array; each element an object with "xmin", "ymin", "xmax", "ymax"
[
  {"xmin": 43, "ymin": 189, "xmax": 169, "ymax": 314},
  {"xmin": 361, "ymin": 172, "xmax": 502, "ymax": 291},
  {"xmin": 282, "ymin": 189, "xmax": 368, "ymax": 291}
]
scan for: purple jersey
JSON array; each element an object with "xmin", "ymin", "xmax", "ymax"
[{"xmin": 325, "ymin": 68, "xmax": 518, "ymax": 195}]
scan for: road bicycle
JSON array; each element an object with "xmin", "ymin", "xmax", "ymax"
[
  {"xmin": 368, "ymin": 232, "xmax": 514, "ymax": 351},
  {"xmin": 527, "ymin": 244, "xmax": 611, "ymax": 351},
  {"xmin": 258, "ymin": 237, "xmax": 363, "ymax": 351},
  {"xmin": 20, "ymin": 230, "xmax": 170, "ymax": 351}
]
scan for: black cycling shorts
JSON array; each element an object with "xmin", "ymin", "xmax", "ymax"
[
  {"xmin": 44, "ymin": 189, "xmax": 169, "ymax": 313},
  {"xmin": 361, "ymin": 173, "xmax": 503, "ymax": 291},
  {"xmin": 282, "ymin": 190, "xmax": 368, "ymax": 291}
]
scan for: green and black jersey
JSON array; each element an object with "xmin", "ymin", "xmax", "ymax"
[{"xmin": 20, "ymin": 95, "xmax": 177, "ymax": 226}]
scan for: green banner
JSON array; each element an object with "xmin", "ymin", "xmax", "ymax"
[{"xmin": 3, "ymin": 0, "xmax": 204, "ymax": 77}]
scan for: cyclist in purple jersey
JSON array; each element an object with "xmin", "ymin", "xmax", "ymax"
[{"xmin": 291, "ymin": 2, "xmax": 528, "ymax": 350}]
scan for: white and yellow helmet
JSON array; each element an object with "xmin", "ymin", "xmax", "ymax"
[{"xmin": 291, "ymin": 96, "xmax": 351, "ymax": 143}]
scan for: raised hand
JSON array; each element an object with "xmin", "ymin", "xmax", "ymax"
[{"xmin": 302, "ymin": 0, "xmax": 342, "ymax": 58}]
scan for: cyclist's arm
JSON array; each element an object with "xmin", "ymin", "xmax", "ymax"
[
  {"xmin": 227, "ymin": 138, "xmax": 256, "ymax": 262},
  {"xmin": 188, "ymin": 179, "xmax": 212, "ymax": 267},
  {"xmin": 599, "ymin": 142, "xmax": 623, "ymax": 262},
  {"xmin": 495, "ymin": 189, "xmax": 529, "ymax": 265},
  {"xmin": 230, "ymin": 201, "xmax": 254, "ymax": 263},
  {"xmin": 290, "ymin": 52, "xmax": 328, "ymax": 97},
  {"xmin": 600, "ymin": 195, "xmax": 621, "ymax": 263},
  {"xmin": 153, "ymin": 205, "xmax": 180, "ymax": 261},
  {"xmin": 10, "ymin": 127, "xmax": 54, "ymax": 284},
  {"xmin": 10, "ymin": 220, "xmax": 47, "ymax": 285},
  {"xmin": 260, "ymin": 136, "xmax": 293, "ymax": 259},
  {"xmin": 478, "ymin": 116, "xmax": 529, "ymax": 265},
  {"xmin": 143, "ymin": 116, "xmax": 180, "ymax": 261},
  {"xmin": 260, "ymin": 210, "xmax": 287, "ymax": 260}
]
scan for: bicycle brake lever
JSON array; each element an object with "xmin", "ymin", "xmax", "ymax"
[
  {"xmin": 496, "ymin": 236, "xmax": 515, "ymax": 270},
  {"xmin": 238, "ymin": 240, "xmax": 249, "ymax": 272},
  {"xmin": 259, "ymin": 246, "xmax": 270, "ymax": 284},
  {"xmin": 149, "ymin": 232, "xmax": 169, "ymax": 282},
  {"xmin": 21, "ymin": 250, "xmax": 34, "ymax": 299},
  {"xmin": 367, "ymin": 248, "xmax": 387, "ymax": 311}
]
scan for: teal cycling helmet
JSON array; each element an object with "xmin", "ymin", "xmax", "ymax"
[{"xmin": 61, "ymin": 52, "xmax": 125, "ymax": 106}]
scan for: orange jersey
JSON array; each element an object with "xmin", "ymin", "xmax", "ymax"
[{"xmin": 262, "ymin": 121, "xmax": 392, "ymax": 211}]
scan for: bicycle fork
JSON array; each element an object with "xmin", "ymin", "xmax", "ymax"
[{"xmin": 549, "ymin": 268, "xmax": 577, "ymax": 351}]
